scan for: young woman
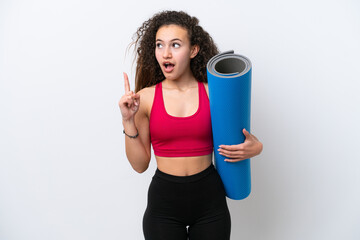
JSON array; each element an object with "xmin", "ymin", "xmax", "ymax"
[{"xmin": 119, "ymin": 10, "xmax": 263, "ymax": 240}]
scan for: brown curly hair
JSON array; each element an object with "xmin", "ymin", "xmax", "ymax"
[{"xmin": 130, "ymin": 10, "xmax": 219, "ymax": 93}]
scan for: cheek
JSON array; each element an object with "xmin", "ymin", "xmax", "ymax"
[{"xmin": 177, "ymin": 51, "xmax": 191, "ymax": 65}]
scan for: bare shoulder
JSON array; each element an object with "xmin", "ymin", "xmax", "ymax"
[
  {"xmin": 137, "ymin": 85, "xmax": 156, "ymax": 118},
  {"xmin": 137, "ymin": 85, "xmax": 156, "ymax": 103}
]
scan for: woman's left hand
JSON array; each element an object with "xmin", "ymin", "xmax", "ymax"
[{"xmin": 218, "ymin": 129, "xmax": 263, "ymax": 162}]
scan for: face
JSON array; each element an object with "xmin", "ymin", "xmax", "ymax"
[{"xmin": 155, "ymin": 24, "xmax": 199, "ymax": 81}]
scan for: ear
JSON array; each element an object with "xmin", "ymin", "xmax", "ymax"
[{"xmin": 190, "ymin": 45, "xmax": 200, "ymax": 59}]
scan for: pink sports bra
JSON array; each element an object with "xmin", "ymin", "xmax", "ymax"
[{"xmin": 149, "ymin": 81, "xmax": 213, "ymax": 157}]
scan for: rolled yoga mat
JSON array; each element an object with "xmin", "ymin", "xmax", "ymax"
[{"xmin": 207, "ymin": 50, "xmax": 252, "ymax": 200}]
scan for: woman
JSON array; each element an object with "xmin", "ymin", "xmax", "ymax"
[{"xmin": 119, "ymin": 10, "xmax": 263, "ymax": 240}]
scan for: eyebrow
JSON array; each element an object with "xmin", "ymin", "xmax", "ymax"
[{"xmin": 156, "ymin": 38, "xmax": 183, "ymax": 42}]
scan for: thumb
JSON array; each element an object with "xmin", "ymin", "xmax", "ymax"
[{"xmin": 243, "ymin": 128, "xmax": 251, "ymax": 138}]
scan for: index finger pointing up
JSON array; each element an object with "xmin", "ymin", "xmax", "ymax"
[{"xmin": 123, "ymin": 72, "xmax": 130, "ymax": 92}]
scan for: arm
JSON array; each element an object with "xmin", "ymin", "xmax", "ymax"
[
  {"xmin": 119, "ymin": 73, "xmax": 151, "ymax": 173},
  {"xmin": 122, "ymin": 96, "xmax": 151, "ymax": 173}
]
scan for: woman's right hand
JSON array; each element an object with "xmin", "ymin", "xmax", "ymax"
[{"xmin": 118, "ymin": 72, "xmax": 140, "ymax": 122}]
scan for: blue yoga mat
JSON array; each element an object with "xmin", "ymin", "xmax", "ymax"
[{"xmin": 207, "ymin": 50, "xmax": 252, "ymax": 200}]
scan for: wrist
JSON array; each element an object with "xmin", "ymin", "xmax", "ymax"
[
  {"xmin": 122, "ymin": 118, "xmax": 138, "ymax": 138},
  {"xmin": 122, "ymin": 118, "xmax": 135, "ymax": 126},
  {"xmin": 123, "ymin": 129, "xmax": 139, "ymax": 139}
]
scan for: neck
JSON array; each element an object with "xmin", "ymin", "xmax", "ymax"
[{"xmin": 162, "ymin": 69, "xmax": 198, "ymax": 91}]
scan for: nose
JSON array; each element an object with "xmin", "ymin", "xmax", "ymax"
[{"xmin": 163, "ymin": 46, "xmax": 172, "ymax": 59}]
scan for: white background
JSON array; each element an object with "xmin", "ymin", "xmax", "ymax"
[{"xmin": 1, "ymin": 0, "xmax": 359, "ymax": 239}]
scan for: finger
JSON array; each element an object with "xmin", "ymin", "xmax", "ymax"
[
  {"xmin": 219, "ymin": 144, "xmax": 233, "ymax": 150},
  {"xmin": 134, "ymin": 98, "xmax": 139, "ymax": 106},
  {"xmin": 129, "ymin": 93, "xmax": 140, "ymax": 100},
  {"xmin": 126, "ymin": 90, "xmax": 134, "ymax": 96},
  {"xmin": 220, "ymin": 153, "xmax": 243, "ymax": 159},
  {"xmin": 219, "ymin": 144, "xmax": 244, "ymax": 151},
  {"xmin": 243, "ymin": 128, "xmax": 251, "ymax": 138},
  {"xmin": 123, "ymin": 72, "xmax": 130, "ymax": 92},
  {"xmin": 125, "ymin": 96, "xmax": 134, "ymax": 107},
  {"xmin": 131, "ymin": 104, "xmax": 139, "ymax": 112},
  {"xmin": 224, "ymin": 158, "xmax": 247, "ymax": 163},
  {"xmin": 218, "ymin": 148, "xmax": 241, "ymax": 157},
  {"xmin": 129, "ymin": 93, "xmax": 139, "ymax": 105},
  {"xmin": 130, "ymin": 92, "xmax": 139, "ymax": 100}
]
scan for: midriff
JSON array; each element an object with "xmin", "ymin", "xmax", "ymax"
[{"xmin": 155, "ymin": 153, "xmax": 212, "ymax": 176}]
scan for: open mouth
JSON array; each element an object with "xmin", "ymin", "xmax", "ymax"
[{"xmin": 163, "ymin": 62, "xmax": 175, "ymax": 72}]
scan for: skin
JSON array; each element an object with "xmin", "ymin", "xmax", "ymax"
[{"xmin": 119, "ymin": 24, "xmax": 263, "ymax": 176}]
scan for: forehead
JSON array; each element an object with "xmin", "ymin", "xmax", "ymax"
[{"xmin": 155, "ymin": 24, "xmax": 189, "ymax": 41}]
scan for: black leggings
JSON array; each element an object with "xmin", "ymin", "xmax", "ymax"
[{"xmin": 143, "ymin": 164, "xmax": 231, "ymax": 240}]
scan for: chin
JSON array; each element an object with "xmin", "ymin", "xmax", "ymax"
[{"xmin": 163, "ymin": 73, "xmax": 178, "ymax": 81}]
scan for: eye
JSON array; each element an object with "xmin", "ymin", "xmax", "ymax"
[
  {"xmin": 173, "ymin": 43, "xmax": 180, "ymax": 48},
  {"xmin": 156, "ymin": 43, "xmax": 163, "ymax": 48}
]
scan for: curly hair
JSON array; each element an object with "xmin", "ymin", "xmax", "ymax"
[{"xmin": 130, "ymin": 10, "xmax": 219, "ymax": 92}]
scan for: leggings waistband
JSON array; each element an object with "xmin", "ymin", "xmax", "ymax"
[{"xmin": 154, "ymin": 164, "xmax": 215, "ymax": 183}]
